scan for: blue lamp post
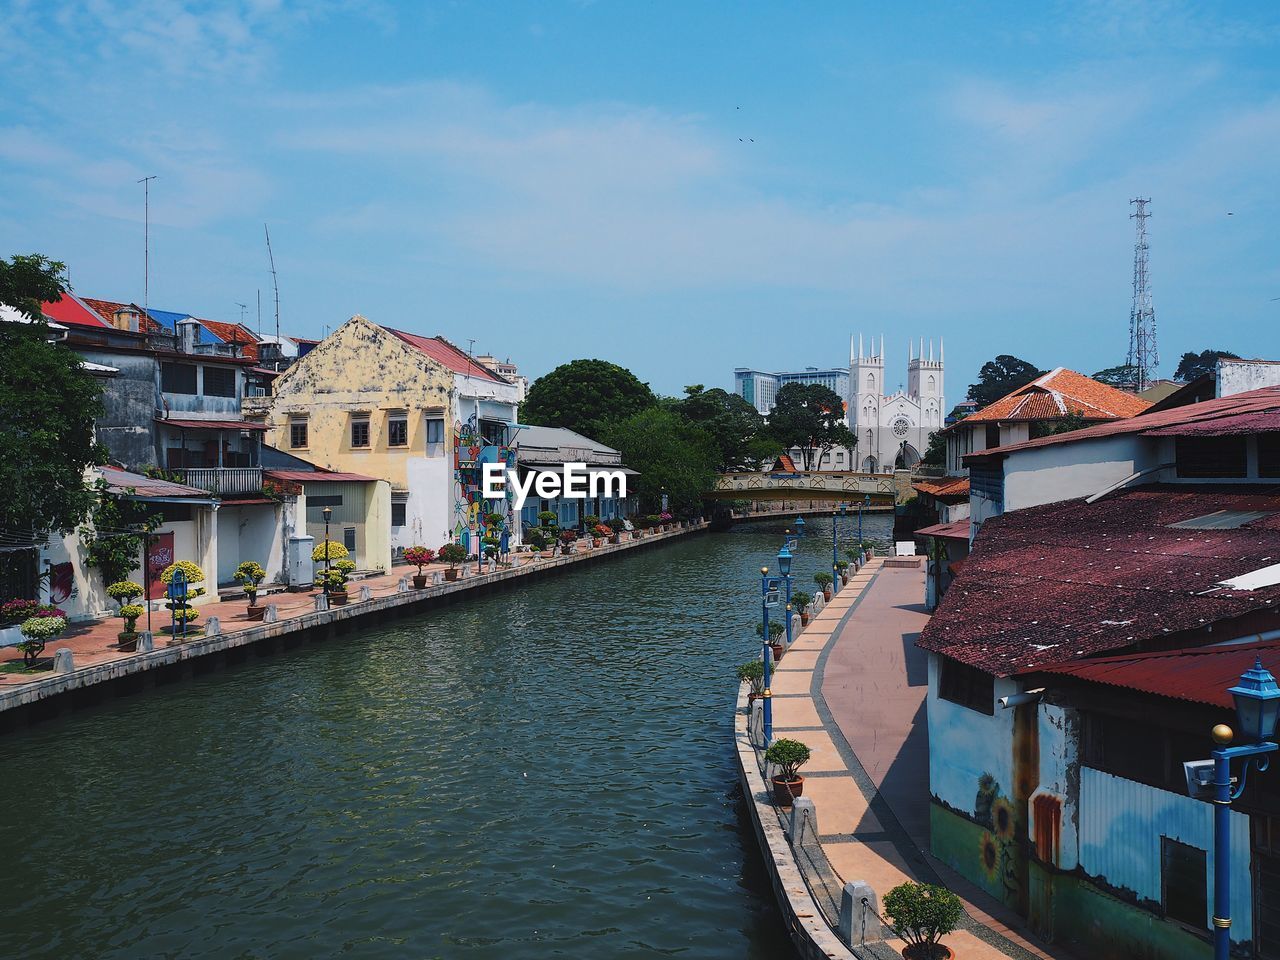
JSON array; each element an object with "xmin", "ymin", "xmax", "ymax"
[
  {"xmin": 794, "ymin": 516, "xmax": 806, "ymax": 539},
  {"xmin": 831, "ymin": 504, "xmax": 846, "ymax": 595},
  {"xmin": 1209, "ymin": 656, "xmax": 1280, "ymax": 960},
  {"xmin": 777, "ymin": 545, "xmax": 793, "ymax": 649},
  {"xmin": 858, "ymin": 494, "xmax": 871, "ymax": 551},
  {"xmin": 759, "ymin": 564, "xmax": 776, "ymax": 745}
]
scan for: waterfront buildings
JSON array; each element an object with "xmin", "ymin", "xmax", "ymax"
[
  {"xmin": 509, "ymin": 425, "xmax": 638, "ymax": 531},
  {"xmin": 918, "ymin": 386, "xmax": 1280, "ymax": 959}
]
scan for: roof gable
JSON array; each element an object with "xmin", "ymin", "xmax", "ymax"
[
  {"xmin": 386, "ymin": 328, "xmax": 507, "ymax": 383},
  {"xmin": 961, "ymin": 368, "xmax": 1151, "ymax": 425}
]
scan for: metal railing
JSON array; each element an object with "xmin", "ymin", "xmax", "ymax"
[{"xmin": 177, "ymin": 466, "xmax": 263, "ymax": 495}]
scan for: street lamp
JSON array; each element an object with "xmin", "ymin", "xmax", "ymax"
[
  {"xmin": 858, "ymin": 493, "xmax": 871, "ymax": 556},
  {"xmin": 777, "ymin": 545, "xmax": 794, "ymax": 649},
  {"xmin": 794, "ymin": 516, "xmax": 806, "ymax": 539},
  {"xmin": 1208, "ymin": 657, "xmax": 1280, "ymax": 960},
  {"xmin": 322, "ymin": 505, "xmax": 333, "ymax": 594},
  {"xmin": 759, "ymin": 564, "xmax": 775, "ymax": 745},
  {"xmin": 831, "ymin": 503, "xmax": 846, "ymax": 595}
]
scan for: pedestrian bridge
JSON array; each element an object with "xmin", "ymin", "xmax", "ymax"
[{"xmin": 708, "ymin": 470, "xmax": 908, "ymax": 506}]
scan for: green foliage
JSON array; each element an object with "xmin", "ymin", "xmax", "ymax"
[
  {"xmin": 18, "ymin": 614, "xmax": 66, "ymax": 666},
  {"xmin": 525, "ymin": 527, "xmax": 550, "ymax": 551},
  {"xmin": 106, "ymin": 580, "xmax": 144, "ymax": 607},
  {"xmin": 235, "ymin": 561, "xmax": 266, "ymax": 597},
  {"xmin": 756, "ymin": 620, "xmax": 785, "ymax": 641},
  {"xmin": 836, "ymin": 559, "xmax": 849, "ymax": 570},
  {"xmin": 1090, "ymin": 363, "xmax": 1141, "ymax": 389},
  {"xmin": 813, "ymin": 571, "xmax": 833, "ymax": 588},
  {"xmin": 119, "ymin": 604, "xmax": 145, "ymax": 629},
  {"xmin": 521, "ymin": 359, "xmax": 657, "ymax": 440},
  {"xmin": 966, "ymin": 355, "xmax": 1044, "ymax": 408},
  {"xmin": 601, "ymin": 407, "xmax": 718, "ymax": 514},
  {"xmin": 882, "ymin": 882, "xmax": 963, "ymax": 949},
  {"xmin": 676, "ymin": 385, "xmax": 779, "ymax": 471},
  {"xmin": 321, "ymin": 558, "xmax": 357, "ymax": 590},
  {"xmin": 766, "ymin": 382, "xmax": 856, "ymax": 471},
  {"xmin": 80, "ymin": 484, "xmax": 160, "ymax": 588},
  {"xmin": 606, "ymin": 517, "xmax": 626, "ymax": 533},
  {"xmin": 921, "ymin": 429, "xmax": 947, "ymax": 467},
  {"xmin": 437, "ymin": 543, "xmax": 468, "ymax": 567},
  {"xmin": 1030, "ymin": 408, "xmax": 1091, "ymax": 439},
  {"xmin": 537, "ymin": 511, "xmax": 558, "ymax": 527},
  {"xmin": 791, "ymin": 590, "xmax": 812, "ymax": 611},
  {"xmin": 1174, "ymin": 348, "xmax": 1240, "ymax": 383},
  {"xmin": 763, "ymin": 738, "xmax": 811, "ymax": 780},
  {"xmin": 161, "ymin": 560, "xmax": 206, "ymax": 587},
  {"xmin": 737, "ymin": 659, "xmax": 764, "ymax": 694},
  {"xmin": 1, "ymin": 255, "xmax": 106, "ymax": 535}
]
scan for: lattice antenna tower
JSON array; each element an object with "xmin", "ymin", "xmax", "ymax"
[{"xmin": 1126, "ymin": 197, "xmax": 1158, "ymax": 392}]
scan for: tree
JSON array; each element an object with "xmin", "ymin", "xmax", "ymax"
[
  {"xmin": 1174, "ymin": 349, "xmax": 1240, "ymax": 383},
  {"xmin": 1030, "ymin": 409, "xmax": 1090, "ymax": 439},
  {"xmin": 921, "ymin": 429, "xmax": 947, "ymax": 467},
  {"xmin": 1091, "ymin": 364, "xmax": 1140, "ymax": 389},
  {"xmin": 0, "ymin": 255, "xmax": 105, "ymax": 536},
  {"xmin": 675, "ymin": 384, "xmax": 779, "ymax": 471},
  {"xmin": 966, "ymin": 355, "xmax": 1044, "ymax": 408},
  {"xmin": 520, "ymin": 359, "xmax": 656, "ymax": 440},
  {"xmin": 600, "ymin": 408, "xmax": 718, "ymax": 514},
  {"xmin": 766, "ymin": 382, "xmax": 856, "ymax": 471}
]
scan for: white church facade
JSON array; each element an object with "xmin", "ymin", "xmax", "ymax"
[{"xmin": 849, "ymin": 335, "xmax": 944, "ymax": 473}]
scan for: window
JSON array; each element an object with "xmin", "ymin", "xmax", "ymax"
[
  {"xmin": 480, "ymin": 418, "xmax": 506, "ymax": 446},
  {"xmin": 985, "ymin": 424, "xmax": 1001, "ymax": 450},
  {"xmin": 351, "ymin": 415, "xmax": 370, "ymax": 448},
  {"xmin": 203, "ymin": 366, "xmax": 236, "ymax": 397},
  {"xmin": 290, "ymin": 418, "xmax": 308, "ymax": 449},
  {"xmin": 1260, "ymin": 434, "xmax": 1280, "ymax": 479},
  {"xmin": 343, "ymin": 527, "xmax": 356, "ymax": 552},
  {"xmin": 1161, "ymin": 837, "xmax": 1207, "ymax": 929},
  {"xmin": 391, "ymin": 501, "xmax": 407, "ymax": 527},
  {"xmin": 388, "ymin": 413, "xmax": 408, "ymax": 447},
  {"xmin": 308, "ymin": 494, "xmax": 343, "ymax": 508},
  {"xmin": 1081, "ymin": 711, "xmax": 1207, "ymax": 792},
  {"xmin": 1176, "ymin": 436, "xmax": 1248, "ymax": 478},
  {"xmin": 937, "ymin": 657, "xmax": 994, "ymax": 715},
  {"xmin": 425, "ymin": 417, "xmax": 445, "ymax": 456},
  {"xmin": 161, "ymin": 362, "xmax": 197, "ymax": 394}
]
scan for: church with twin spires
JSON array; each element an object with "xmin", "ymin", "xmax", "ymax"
[{"xmin": 848, "ymin": 334, "xmax": 945, "ymax": 472}]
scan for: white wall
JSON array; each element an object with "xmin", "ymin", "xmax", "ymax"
[
  {"xmin": 1217, "ymin": 359, "xmax": 1280, "ymax": 397},
  {"xmin": 403, "ymin": 456, "xmax": 451, "ymax": 550},
  {"xmin": 215, "ymin": 503, "xmax": 284, "ymax": 587}
]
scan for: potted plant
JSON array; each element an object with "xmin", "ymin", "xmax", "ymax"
[
  {"xmin": 659, "ymin": 511, "xmax": 674, "ymax": 531},
  {"xmin": 558, "ymin": 529, "xmax": 577, "ymax": 555},
  {"xmin": 438, "ymin": 542, "xmax": 468, "ymax": 581},
  {"xmin": 836, "ymin": 559, "xmax": 850, "ymax": 586},
  {"xmin": 814, "ymin": 571, "xmax": 834, "ymax": 601},
  {"xmin": 882, "ymin": 882, "xmax": 963, "ymax": 960},
  {"xmin": 763, "ymin": 737, "xmax": 811, "ymax": 806},
  {"xmin": 737, "ymin": 659, "xmax": 765, "ymax": 702},
  {"xmin": 583, "ymin": 514, "xmax": 600, "ymax": 531},
  {"xmin": 404, "ymin": 546, "xmax": 436, "ymax": 588},
  {"xmin": 312, "ymin": 540, "xmax": 351, "ymax": 601},
  {"xmin": 106, "ymin": 579, "xmax": 143, "ymax": 611},
  {"xmin": 235, "ymin": 561, "xmax": 268, "ymax": 619},
  {"xmin": 861, "ymin": 539, "xmax": 874, "ymax": 563},
  {"xmin": 482, "ymin": 534, "xmax": 501, "ymax": 560},
  {"xmin": 606, "ymin": 517, "xmax": 625, "ymax": 544},
  {"xmin": 592, "ymin": 523, "xmax": 611, "ymax": 547},
  {"xmin": 757, "ymin": 620, "xmax": 786, "ymax": 662},
  {"xmin": 18, "ymin": 614, "xmax": 67, "ymax": 668},
  {"xmin": 792, "ymin": 590, "xmax": 813, "ymax": 626},
  {"xmin": 117, "ymin": 604, "xmax": 145, "ymax": 650},
  {"xmin": 537, "ymin": 510, "xmax": 558, "ymax": 530},
  {"xmin": 160, "ymin": 560, "xmax": 206, "ymax": 636}
]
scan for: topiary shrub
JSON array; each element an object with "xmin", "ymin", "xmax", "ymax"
[
  {"xmin": 813, "ymin": 571, "xmax": 834, "ymax": 588},
  {"xmin": 19, "ymin": 615, "xmax": 67, "ymax": 667},
  {"xmin": 882, "ymin": 882, "xmax": 963, "ymax": 959},
  {"xmin": 756, "ymin": 621, "xmax": 785, "ymax": 641},
  {"xmin": 763, "ymin": 737, "xmax": 811, "ymax": 783},
  {"xmin": 437, "ymin": 543, "xmax": 468, "ymax": 568},
  {"xmin": 737, "ymin": 660, "xmax": 764, "ymax": 696},
  {"xmin": 106, "ymin": 580, "xmax": 143, "ymax": 610}
]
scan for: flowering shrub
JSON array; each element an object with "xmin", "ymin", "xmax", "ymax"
[
  {"xmin": 18, "ymin": 615, "xmax": 67, "ymax": 666},
  {"xmin": 2, "ymin": 599, "xmax": 44, "ymax": 626},
  {"xmin": 659, "ymin": 511, "xmax": 673, "ymax": 523},
  {"xmin": 437, "ymin": 543, "xmax": 468, "ymax": 568},
  {"xmin": 119, "ymin": 604, "xmax": 145, "ymax": 631},
  {"xmin": 161, "ymin": 561, "xmax": 207, "ymax": 596},
  {"xmin": 312, "ymin": 540, "xmax": 350, "ymax": 563},
  {"xmin": 593, "ymin": 524, "xmax": 612, "ymax": 538},
  {"xmin": 106, "ymin": 581, "xmax": 144, "ymax": 607},
  {"xmin": 404, "ymin": 546, "xmax": 435, "ymax": 573},
  {"xmin": 558, "ymin": 529, "xmax": 577, "ymax": 544},
  {"xmin": 235, "ymin": 561, "xmax": 267, "ymax": 601}
]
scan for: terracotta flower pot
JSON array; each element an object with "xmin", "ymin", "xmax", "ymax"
[
  {"xmin": 246, "ymin": 604, "xmax": 267, "ymax": 622},
  {"xmin": 445, "ymin": 569, "xmax": 459, "ymax": 582},
  {"xmin": 823, "ymin": 588, "xmax": 832, "ymax": 602},
  {"xmin": 770, "ymin": 642, "xmax": 785, "ymax": 663},
  {"xmin": 592, "ymin": 538, "xmax": 602, "ymax": 547},
  {"xmin": 328, "ymin": 590, "xmax": 348, "ymax": 606},
  {"xmin": 117, "ymin": 631, "xmax": 138, "ymax": 652},
  {"xmin": 771, "ymin": 775, "xmax": 804, "ymax": 806},
  {"xmin": 412, "ymin": 574, "xmax": 428, "ymax": 589},
  {"xmin": 841, "ymin": 573, "xmax": 849, "ymax": 586},
  {"xmin": 800, "ymin": 612, "xmax": 810, "ymax": 626},
  {"xmin": 902, "ymin": 945, "xmax": 954, "ymax": 960}
]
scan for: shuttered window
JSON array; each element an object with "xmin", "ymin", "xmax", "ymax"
[
  {"xmin": 1176, "ymin": 436, "xmax": 1247, "ymax": 478},
  {"xmin": 937, "ymin": 657, "xmax": 994, "ymax": 715}
]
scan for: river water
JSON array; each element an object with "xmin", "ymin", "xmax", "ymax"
[{"xmin": 0, "ymin": 514, "xmax": 892, "ymax": 960}]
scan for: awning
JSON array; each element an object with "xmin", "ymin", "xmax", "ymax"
[
  {"xmin": 100, "ymin": 466, "xmax": 217, "ymax": 503},
  {"xmin": 266, "ymin": 469, "xmax": 379, "ymax": 483},
  {"xmin": 914, "ymin": 519, "xmax": 971, "ymax": 541},
  {"xmin": 156, "ymin": 418, "xmax": 269, "ymax": 431}
]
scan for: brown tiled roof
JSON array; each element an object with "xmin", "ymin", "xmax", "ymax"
[
  {"xmin": 914, "ymin": 519, "xmax": 971, "ymax": 540},
  {"xmin": 916, "ymin": 484, "xmax": 1280, "ymax": 677},
  {"xmin": 967, "ymin": 384, "xmax": 1280, "ymax": 462},
  {"xmin": 79, "ymin": 297, "xmax": 162, "ymax": 334},
  {"xmin": 912, "ymin": 477, "xmax": 970, "ymax": 501},
  {"xmin": 961, "ymin": 368, "xmax": 1151, "ymax": 425},
  {"xmin": 199, "ymin": 320, "xmax": 261, "ymax": 360}
]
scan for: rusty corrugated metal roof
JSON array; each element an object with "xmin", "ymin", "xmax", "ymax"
[
  {"xmin": 101, "ymin": 466, "xmax": 209, "ymax": 499},
  {"xmin": 265, "ymin": 469, "xmax": 379, "ymax": 483}
]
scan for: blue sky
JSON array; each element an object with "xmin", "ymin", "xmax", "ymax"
[{"xmin": 2, "ymin": 1, "xmax": 1279, "ymax": 401}]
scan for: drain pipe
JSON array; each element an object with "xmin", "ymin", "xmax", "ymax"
[{"xmin": 999, "ymin": 687, "xmax": 1045, "ymax": 710}]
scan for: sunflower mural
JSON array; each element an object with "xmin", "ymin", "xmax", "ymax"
[{"xmin": 973, "ymin": 773, "xmax": 1021, "ymax": 903}]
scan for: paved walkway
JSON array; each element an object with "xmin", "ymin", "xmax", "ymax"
[{"xmin": 769, "ymin": 559, "xmax": 1070, "ymax": 960}]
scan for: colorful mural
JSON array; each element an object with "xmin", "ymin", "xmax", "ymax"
[{"xmin": 451, "ymin": 417, "xmax": 516, "ymax": 554}]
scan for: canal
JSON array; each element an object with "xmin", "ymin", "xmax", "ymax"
[{"xmin": 0, "ymin": 515, "xmax": 893, "ymax": 959}]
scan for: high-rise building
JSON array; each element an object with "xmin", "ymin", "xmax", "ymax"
[{"xmin": 733, "ymin": 366, "xmax": 850, "ymax": 415}]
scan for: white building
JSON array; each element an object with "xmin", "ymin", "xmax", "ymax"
[{"xmin": 849, "ymin": 335, "xmax": 944, "ymax": 472}]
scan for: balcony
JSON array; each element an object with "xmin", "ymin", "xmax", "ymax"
[{"xmin": 177, "ymin": 467, "xmax": 264, "ymax": 496}]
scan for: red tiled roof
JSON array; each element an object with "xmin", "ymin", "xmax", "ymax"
[
  {"xmin": 155, "ymin": 418, "xmax": 269, "ymax": 431},
  {"xmin": 1038, "ymin": 640, "xmax": 1280, "ymax": 709},
  {"xmin": 916, "ymin": 484, "xmax": 1280, "ymax": 677},
  {"xmin": 960, "ymin": 368, "xmax": 1151, "ymax": 425},
  {"xmin": 912, "ymin": 477, "xmax": 970, "ymax": 501},
  {"xmin": 79, "ymin": 297, "xmax": 162, "ymax": 334},
  {"xmin": 915, "ymin": 519, "xmax": 971, "ymax": 540},
  {"xmin": 198, "ymin": 320, "xmax": 261, "ymax": 360},
  {"xmin": 772, "ymin": 453, "xmax": 799, "ymax": 473},
  {"xmin": 1141, "ymin": 410, "xmax": 1280, "ymax": 437},
  {"xmin": 387, "ymin": 328, "xmax": 506, "ymax": 383},
  {"xmin": 265, "ymin": 469, "xmax": 379, "ymax": 483},
  {"xmin": 41, "ymin": 294, "xmax": 109, "ymax": 328},
  {"xmin": 968, "ymin": 384, "xmax": 1280, "ymax": 462}
]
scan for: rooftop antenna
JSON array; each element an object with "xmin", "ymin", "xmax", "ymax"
[
  {"xmin": 235, "ymin": 301, "xmax": 248, "ymax": 325},
  {"xmin": 264, "ymin": 223, "xmax": 280, "ymax": 343},
  {"xmin": 138, "ymin": 175, "xmax": 157, "ymax": 322},
  {"xmin": 1126, "ymin": 198, "xmax": 1159, "ymax": 392},
  {"xmin": 256, "ymin": 289, "xmax": 262, "ymax": 340}
]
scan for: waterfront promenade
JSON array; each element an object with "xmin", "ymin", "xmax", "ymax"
[
  {"xmin": 0, "ymin": 524, "xmax": 704, "ymax": 727},
  {"xmin": 746, "ymin": 560, "xmax": 1071, "ymax": 959}
]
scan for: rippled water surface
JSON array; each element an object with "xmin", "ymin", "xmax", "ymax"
[{"xmin": 0, "ymin": 516, "xmax": 891, "ymax": 959}]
